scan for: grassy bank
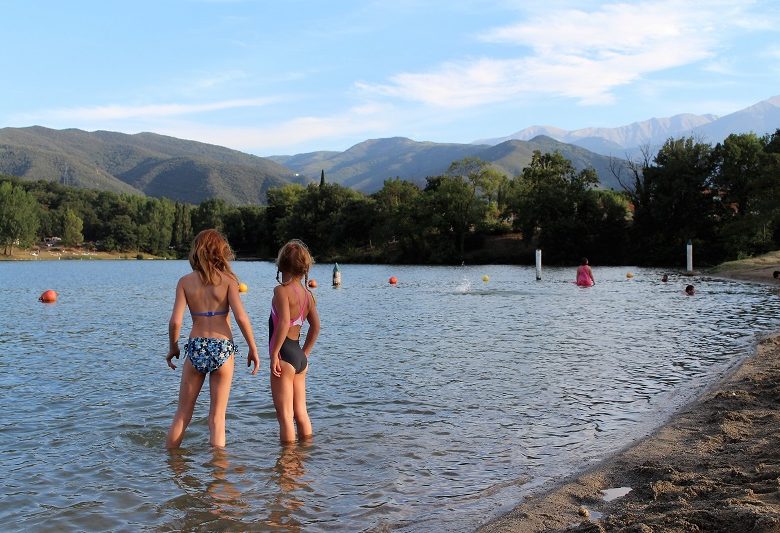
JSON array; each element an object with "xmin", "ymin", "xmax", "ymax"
[{"xmin": 0, "ymin": 247, "xmax": 161, "ymax": 261}]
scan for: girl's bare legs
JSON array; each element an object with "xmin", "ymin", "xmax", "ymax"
[
  {"xmin": 166, "ymin": 358, "xmax": 206, "ymax": 449},
  {"xmin": 271, "ymin": 362, "xmax": 298, "ymax": 443},
  {"xmin": 208, "ymin": 356, "xmax": 235, "ymax": 448},
  {"xmin": 293, "ymin": 369, "xmax": 312, "ymax": 438}
]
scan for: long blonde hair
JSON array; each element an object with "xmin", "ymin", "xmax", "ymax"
[{"xmin": 189, "ymin": 229, "xmax": 237, "ymax": 285}]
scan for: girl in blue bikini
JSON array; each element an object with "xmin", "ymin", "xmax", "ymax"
[
  {"xmin": 269, "ymin": 239, "xmax": 320, "ymax": 443},
  {"xmin": 166, "ymin": 229, "xmax": 259, "ymax": 448}
]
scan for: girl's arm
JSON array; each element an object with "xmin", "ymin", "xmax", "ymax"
[
  {"xmin": 302, "ymin": 292, "xmax": 320, "ymax": 357},
  {"xmin": 227, "ymin": 280, "xmax": 259, "ymax": 375},
  {"xmin": 167, "ymin": 279, "xmax": 187, "ymax": 369},
  {"xmin": 269, "ymin": 286, "xmax": 290, "ymax": 377}
]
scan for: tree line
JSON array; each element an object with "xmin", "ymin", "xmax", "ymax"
[{"xmin": 1, "ymin": 130, "xmax": 778, "ymax": 266}]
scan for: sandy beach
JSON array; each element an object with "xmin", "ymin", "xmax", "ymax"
[{"xmin": 480, "ymin": 255, "xmax": 780, "ymax": 533}]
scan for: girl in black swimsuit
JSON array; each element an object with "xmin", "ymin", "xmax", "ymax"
[{"xmin": 269, "ymin": 239, "xmax": 321, "ymax": 443}]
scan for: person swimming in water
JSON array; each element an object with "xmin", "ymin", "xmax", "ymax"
[
  {"xmin": 576, "ymin": 257, "xmax": 595, "ymax": 287},
  {"xmin": 269, "ymin": 239, "xmax": 321, "ymax": 444},
  {"xmin": 165, "ymin": 229, "xmax": 259, "ymax": 449}
]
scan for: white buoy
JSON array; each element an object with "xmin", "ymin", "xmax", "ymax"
[
  {"xmin": 332, "ymin": 263, "xmax": 342, "ymax": 287},
  {"xmin": 686, "ymin": 240, "xmax": 693, "ymax": 272},
  {"xmin": 535, "ymin": 249, "xmax": 542, "ymax": 280}
]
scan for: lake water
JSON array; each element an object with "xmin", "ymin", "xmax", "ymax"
[{"xmin": 2, "ymin": 260, "xmax": 779, "ymax": 532}]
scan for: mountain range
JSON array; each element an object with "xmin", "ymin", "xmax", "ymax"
[
  {"xmin": 475, "ymin": 95, "xmax": 780, "ymax": 158},
  {"xmin": 269, "ymin": 135, "xmax": 628, "ymax": 192},
  {"xmin": 1, "ymin": 96, "xmax": 777, "ymax": 204},
  {"xmin": 0, "ymin": 126, "xmax": 303, "ymax": 204}
]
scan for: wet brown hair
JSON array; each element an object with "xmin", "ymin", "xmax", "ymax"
[
  {"xmin": 276, "ymin": 239, "xmax": 314, "ymax": 283},
  {"xmin": 188, "ymin": 229, "xmax": 237, "ymax": 285}
]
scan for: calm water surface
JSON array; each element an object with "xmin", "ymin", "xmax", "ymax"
[{"xmin": 1, "ymin": 260, "xmax": 779, "ymax": 532}]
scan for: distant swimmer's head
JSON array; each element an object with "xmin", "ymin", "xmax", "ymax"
[
  {"xmin": 662, "ymin": 274, "xmax": 668, "ymax": 282},
  {"xmin": 276, "ymin": 239, "xmax": 314, "ymax": 282},
  {"xmin": 189, "ymin": 229, "xmax": 237, "ymax": 285},
  {"xmin": 685, "ymin": 284, "xmax": 695, "ymax": 296}
]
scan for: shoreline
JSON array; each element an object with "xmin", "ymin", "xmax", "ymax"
[
  {"xmin": 479, "ymin": 256, "xmax": 780, "ymax": 532},
  {"xmin": 0, "ymin": 248, "xmax": 162, "ymax": 261}
]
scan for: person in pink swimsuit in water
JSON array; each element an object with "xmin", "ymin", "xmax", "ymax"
[{"xmin": 576, "ymin": 257, "xmax": 595, "ymax": 287}]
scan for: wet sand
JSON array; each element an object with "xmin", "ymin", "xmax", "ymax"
[{"xmin": 480, "ymin": 257, "xmax": 780, "ymax": 533}]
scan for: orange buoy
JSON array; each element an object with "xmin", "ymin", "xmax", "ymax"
[
  {"xmin": 389, "ymin": 276, "xmax": 398, "ymax": 284},
  {"xmin": 308, "ymin": 278, "xmax": 318, "ymax": 288},
  {"xmin": 39, "ymin": 290, "xmax": 58, "ymax": 303},
  {"xmin": 238, "ymin": 282, "xmax": 248, "ymax": 293}
]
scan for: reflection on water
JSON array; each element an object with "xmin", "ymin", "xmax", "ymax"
[
  {"xmin": 164, "ymin": 448, "xmax": 248, "ymax": 530},
  {"xmin": 268, "ymin": 442, "xmax": 312, "ymax": 532},
  {"xmin": 1, "ymin": 261, "xmax": 779, "ymax": 531}
]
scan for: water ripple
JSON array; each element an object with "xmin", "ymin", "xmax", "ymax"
[{"xmin": 1, "ymin": 262, "xmax": 779, "ymax": 531}]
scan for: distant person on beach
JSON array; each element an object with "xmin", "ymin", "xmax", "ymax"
[
  {"xmin": 269, "ymin": 239, "xmax": 321, "ymax": 444},
  {"xmin": 685, "ymin": 284, "xmax": 695, "ymax": 296},
  {"xmin": 662, "ymin": 274, "xmax": 669, "ymax": 282},
  {"xmin": 165, "ymin": 229, "xmax": 259, "ymax": 449},
  {"xmin": 576, "ymin": 257, "xmax": 595, "ymax": 287}
]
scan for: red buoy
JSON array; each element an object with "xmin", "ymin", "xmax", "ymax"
[
  {"xmin": 39, "ymin": 290, "xmax": 58, "ymax": 303},
  {"xmin": 389, "ymin": 276, "xmax": 398, "ymax": 284}
]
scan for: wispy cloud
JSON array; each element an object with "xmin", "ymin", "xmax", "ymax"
[
  {"xmin": 358, "ymin": 0, "xmax": 766, "ymax": 108},
  {"xmin": 18, "ymin": 97, "xmax": 279, "ymax": 122},
  {"xmin": 153, "ymin": 103, "xmax": 395, "ymax": 154},
  {"xmin": 189, "ymin": 71, "xmax": 250, "ymax": 90}
]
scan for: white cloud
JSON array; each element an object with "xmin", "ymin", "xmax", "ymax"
[
  {"xmin": 19, "ymin": 97, "xmax": 279, "ymax": 122},
  {"xmin": 151, "ymin": 103, "xmax": 395, "ymax": 154},
  {"xmin": 189, "ymin": 71, "xmax": 250, "ymax": 90},
  {"xmin": 359, "ymin": 0, "xmax": 765, "ymax": 108}
]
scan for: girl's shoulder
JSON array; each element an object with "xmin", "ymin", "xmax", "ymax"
[
  {"xmin": 179, "ymin": 271, "xmax": 199, "ymax": 285},
  {"xmin": 273, "ymin": 284, "xmax": 287, "ymax": 297}
]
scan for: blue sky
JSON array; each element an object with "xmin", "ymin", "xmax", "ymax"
[{"xmin": 3, "ymin": 0, "xmax": 779, "ymax": 156}]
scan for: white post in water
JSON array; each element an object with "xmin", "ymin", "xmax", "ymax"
[
  {"xmin": 332, "ymin": 263, "xmax": 342, "ymax": 287},
  {"xmin": 686, "ymin": 240, "xmax": 693, "ymax": 273},
  {"xmin": 535, "ymin": 249, "xmax": 542, "ymax": 280}
]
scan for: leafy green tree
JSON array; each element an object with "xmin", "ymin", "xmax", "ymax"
[
  {"xmin": 171, "ymin": 202, "xmax": 193, "ymax": 255},
  {"xmin": 371, "ymin": 178, "xmax": 422, "ymax": 244},
  {"xmin": 226, "ymin": 205, "xmax": 268, "ymax": 257},
  {"xmin": 506, "ymin": 150, "xmax": 599, "ymax": 261},
  {"xmin": 191, "ymin": 198, "xmax": 230, "ymax": 234},
  {"xmin": 634, "ymin": 138, "xmax": 716, "ymax": 264},
  {"xmin": 139, "ymin": 198, "xmax": 175, "ymax": 255},
  {"xmin": 424, "ymin": 174, "xmax": 487, "ymax": 261},
  {"xmin": 447, "ymin": 157, "xmax": 509, "ymax": 230},
  {"xmin": 60, "ymin": 208, "xmax": 84, "ymax": 246},
  {"xmin": 0, "ymin": 181, "xmax": 40, "ymax": 254},
  {"xmin": 370, "ymin": 178, "xmax": 429, "ymax": 260},
  {"xmin": 107, "ymin": 214, "xmax": 138, "ymax": 251},
  {"xmin": 711, "ymin": 133, "xmax": 772, "ymax": 257},
  {"xmin": 266, "ymin": 184, "xmax": 305, "ymax": 248},
  {"xmin": 761, "ymin": 129, "xmax": 780, "ymax": 247}
]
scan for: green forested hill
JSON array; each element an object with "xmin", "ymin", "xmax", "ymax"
[
  {"xmin": 0, "ymin": 126, "xmax": 304, "ymax": 204},
  {"xmin": 270, "ymin": 135, "xmax": 628, "ymax": 192},
  {"xmin": 479, "ymin": 136, "xmax": 626, "ymax": 189}
]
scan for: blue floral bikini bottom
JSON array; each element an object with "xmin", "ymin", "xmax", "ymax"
[{"xmin": 185, "ymin": 337, "xmax": 237, "ymax": 374}]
